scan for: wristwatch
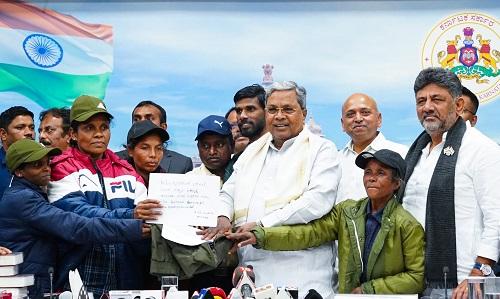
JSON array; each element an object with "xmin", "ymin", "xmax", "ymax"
[{"xmin": 473, "ymin": 262, "xmax": 493, "ymax": 276}]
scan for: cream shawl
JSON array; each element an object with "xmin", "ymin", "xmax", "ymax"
[{"xmin": 232, "ymin": 128, "xmax": 313, "ymax": 226}]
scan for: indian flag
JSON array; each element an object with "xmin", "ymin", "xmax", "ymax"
[{"xmin": 0, "ymin": 1, "xmax": 112, "ymax": 108}]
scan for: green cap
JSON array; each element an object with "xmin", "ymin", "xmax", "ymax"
[
  {"xmin": 70, "ymin": 95, "xmax": 113, "ymax": 123},
  {"xmin": 6, "ymin": 139, "xmax": 62, "ymax": 172}
]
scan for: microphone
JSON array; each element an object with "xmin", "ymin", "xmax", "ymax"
[
  {"xmin": 207, "ymin": 287, "xmax": 227, "ymax": 299},
  {"xmin": 232, "ymin": 266, "xmax": 255, "ymax": 287},
  {"xmin": 443, "ymin": 266, "xmax": 449, "ymax": 299},
  {"xmin": 48, "ymin": 266, "xmax": 54, "ymax": 299},
  {"xmin": 231, "ymin": 266, "xmax": 256, "ymax": 299}
]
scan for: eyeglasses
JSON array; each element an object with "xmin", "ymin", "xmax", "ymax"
[
  {"xmin": 462, "ymin": 108, "xmax": 476, "ymax": 116},
  {"xmin": 265, "ymin": 106, "xmax": 299, "ymax": 115}
]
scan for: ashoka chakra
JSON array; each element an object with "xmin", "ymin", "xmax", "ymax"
[{"xmin": 23, "ymin": 34, "xmax": 63, "ymax": 68}]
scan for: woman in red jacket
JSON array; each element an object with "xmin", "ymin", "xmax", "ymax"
[{"xmin": 48, "ymin": 95, "xmax": 161, "ymax": 297}]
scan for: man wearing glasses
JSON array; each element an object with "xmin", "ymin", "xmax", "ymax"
[
  {"xmin": 459, "ymin": 86, "xmax": 479, "ymax": 126},
  {"xmin": 38, "ymin": 107, "xmax": 71, "ymax": 151},
  {"xmin": 202, "ymin": 81, "xmax": 341, "ymax": 299}
]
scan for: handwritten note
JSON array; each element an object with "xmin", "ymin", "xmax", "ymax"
[{"xmin": 147, "ymin": 173, "xmax": 219, "ymax": 227}]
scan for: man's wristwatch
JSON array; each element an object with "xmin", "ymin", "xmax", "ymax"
[{"xmin": 473, "ymin": 262, "xmax": 493, "ymax": 276}]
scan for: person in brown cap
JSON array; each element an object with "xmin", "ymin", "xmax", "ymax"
[
  {"xmin": 47, "ymin": 95, "xmax": 162, "ymax": 296},
  {"xmin": 0, "ymin": 139, "xmax": 146, "ymax": 299}
]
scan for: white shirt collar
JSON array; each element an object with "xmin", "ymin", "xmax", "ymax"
[
  {"xmin": 270, "ymin": 134, "xmax": 300, "ymax": 151},
  {"xmin": 343, "ymin": 131, "xmax": 385, "ymax": 154}
]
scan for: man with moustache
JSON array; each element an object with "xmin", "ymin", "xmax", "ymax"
[
  {"xmin": 233, "ymin": 84, "xmax": 267, "ymax": 144},
  {"xmin": 0, "ymin": 106, "xmax": 35, "ymax": 197},
  {"xmin": 38, "ymin": 108, "xmax": 71, "ymax": 151},
  {"xmin": 223, "ymin": 85, "xmax": 268, "ymax": 177},
  {"xmin": 204, "ymin": 81, "xmax": 341, "ymax": 299},
  {"xmin": 225, "ymin": 107, "xmax": 249, "ymax": 155},
  {"xmin": 116, "ymin": 100, "xmax": 193, "ymax": 174},
  {"xmin": 192, "ymin": 115, "xmax": 233, "ymax": 184},
  {"xmin": 402, "ymin": 68, "xmax": 500, "ymax": 299},
  {"xmin": 459, "ymin": 86, "xmax": 479, "ymax": 126},
  {"xmin": 336, "ymin": 93, "xmax": 407, "ymax": 204}
]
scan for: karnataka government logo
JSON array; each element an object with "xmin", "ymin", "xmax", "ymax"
[
  {"xmin": 422, "ymin": 12, "xmax": 499, "ymax": 103},
  {"xmin": 23, "ymin": 33, "xmax": 63, "ymax": 68}
]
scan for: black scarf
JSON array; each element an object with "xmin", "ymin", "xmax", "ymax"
[{"xmin": 404, "ymin": 117, "xmax": 466, "ymax": 288}]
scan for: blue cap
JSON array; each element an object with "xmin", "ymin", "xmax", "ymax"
[{"xmin": 195, "ymin": 115, "xmax": 231, "ymax": 140}]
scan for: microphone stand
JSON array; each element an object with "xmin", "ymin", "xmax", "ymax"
[
  {"xmin": 443, "ymin": 266, "xmax": 449, "ymax": 299},
  {"xmin": 48, "ymin": 266, "xmax": 54, "ymax": 299}
]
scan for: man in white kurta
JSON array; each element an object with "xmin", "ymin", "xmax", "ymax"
[
  {"xmin": 217, "ymin": 81, "xmax": 340, "ymax": 299},
  {"xmin": 403, "ymin": 121, "xmax": 500, "ymax": 283},
  {"xmin": 402, "ymin": 68, "xmax": 500, "ymax": 298}
]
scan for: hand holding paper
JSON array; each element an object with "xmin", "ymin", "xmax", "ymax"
[{"xmin": 134, "ymin": 199, "xmax": 162, "ymax": 221}]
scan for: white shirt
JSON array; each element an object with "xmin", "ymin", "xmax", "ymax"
[
  {"xmin": 188, "ymin": 163, "xmax": 223, "ymax": 187},
  {"xmin": 403, "ymin": 124, "xmax": 500, "ymax": 282},
  {"xmin": 336, "ymin": 132, "xmax": 408, "ymax": 204},
  {"xmin": 218, "ymin": 132, "xmax": 341, "ymax": 299}
]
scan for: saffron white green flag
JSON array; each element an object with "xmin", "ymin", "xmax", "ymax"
[{"xmin": 0, "ymin": 1, "xmax": 113, "ymax": 108}]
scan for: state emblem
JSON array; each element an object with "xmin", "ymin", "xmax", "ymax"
[{"xmin": 422, "ymin": 12, "xmax": 499, "ymax": 103}]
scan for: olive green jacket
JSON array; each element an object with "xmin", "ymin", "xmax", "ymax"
[{"xmin": 253, "ymin": 197, "xmax": 425, "ymax": 294}]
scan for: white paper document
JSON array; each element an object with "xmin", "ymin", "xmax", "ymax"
[
  {"xmin": 161, "ymin": 225, "xmax": 211, "ymax": 246},
  {"xmin": 146, "ymin": 173, "xmax": 219, "ymax": 227}
]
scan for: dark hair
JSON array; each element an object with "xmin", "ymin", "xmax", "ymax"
[
  {"xmin": 233, "ymin": 84, "xmax": 266, "ymax": 109},
  {"xmin": 0, "ymin": 106, "xmax": 34, "ymax": 130},
  {"xmin": 461, "ymin": 86, "xmax": 479, "ymax": 114},
  {"xmin": 414, "ymin": 67, "xmax": 462, "ymax": 99},
  {"xmin": 225, "ymin": 107, "xmax": 236, "ymax": 119},
  {"xmin": 388, "ymin": 167, "xmax": 406, "ymax": 202},
  {"xmin": 39, "ymin": 107, "xmax": 71, "ymax": 135},
  {"xmin": 69, "ymin": 114, "xmax": 113, "ymax": 148},
  {"xmin": 132, "ymin": 100, "xmax": 167, "ymax": 124}
]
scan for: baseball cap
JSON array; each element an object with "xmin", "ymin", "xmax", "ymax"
[
  {"xmin": 70, "ymin": 95, "xmax": 113, "ymax": 123},
  {"xmin": 127, "ymin": 120, "xmax": 169, "ymax": 145},
  {"xmin": 195, "ymin": 115, "xmax": 232, "ymax": 140},
  {"xmin": 355, "ymin": 149, "xmax": 406, "ymax": 178},
  {"xmin": 6, "ymin": 139, "xmax": 62, "ymax": 172}
]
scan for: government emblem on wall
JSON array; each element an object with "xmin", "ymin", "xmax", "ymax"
[{"xmin": 422, "ymin": 12, "xmax": 499, "ymax": 103}]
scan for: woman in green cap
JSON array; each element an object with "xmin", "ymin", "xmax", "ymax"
[
  {"xmin": 48, "ymin": 95, "xmax": 162, "ymax": 296},
  {"xmin": 0, "ymin": 139, "xmax": 146, "ymax": 299}
]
